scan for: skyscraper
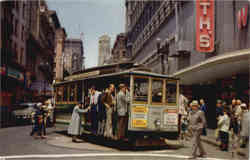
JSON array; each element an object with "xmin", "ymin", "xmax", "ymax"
[
  {"xmin": 98, "ymin": 35, "xmax": 111, "ymax": 66},
  {"xmin": 64, "ymin": 38, "xmax": 84, "ymax": 75}
]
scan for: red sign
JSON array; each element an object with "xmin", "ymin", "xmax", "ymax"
[
  {"xmin": 0, "ymin": 66, "xmax": 6, "ymax": 75},
  {"xmin": 238, "ymin": 5, "xmax": 248, "ymax": 29},
  {"xmin": 196, "ymin": 0, "xmax": 215, "ymax": 53}
]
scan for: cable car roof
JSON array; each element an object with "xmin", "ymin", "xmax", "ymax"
[{"xmin": 54, "ymin": 69, "xmax": 178, "ymax": 86}]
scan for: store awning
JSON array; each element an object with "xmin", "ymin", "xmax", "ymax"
[
  {"xmin": 171, "ymin": 49, "xmax": 250, "ymax": 85},
  {"xmin": 30, "ymin": 81, "xmax": 53, "ymax": 96}
]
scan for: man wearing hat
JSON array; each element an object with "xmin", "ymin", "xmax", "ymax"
[{"xmin": 188, "ymin": 100, "xmax": 207, "ymax": 159}]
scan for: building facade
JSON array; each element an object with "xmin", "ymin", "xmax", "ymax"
[
  {"xmin": 110, "ymin": 33, "xmax": 130, "ymax": 63},
  {"xmin": 98, "ymin": 35, "xmax": 111, "ymax": 66},
  {"xmin": 0, "ymin": 0, "xmax": 63, "ymax": 127},
  {"xmin": 63, "ymin": 39, "xmax": 84, "ymax": 75},
  {"xmin": 126, "ymin": 0, "xmax": 250, "ymax": 128},
  {"xmin": 26, "ymin": 1, "xmax": 62, "ymax": 99}
]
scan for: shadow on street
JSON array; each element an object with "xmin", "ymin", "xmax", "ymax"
[{"xmin": 54, "ymin": 130, "xmax": 183, "ymax": 151}]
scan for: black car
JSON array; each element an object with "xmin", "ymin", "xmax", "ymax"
[{"xmin": 12, "ymin": 103, "xmax": 38, "ymax": 125}]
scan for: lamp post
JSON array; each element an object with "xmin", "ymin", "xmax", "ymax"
[
  {"xmin": 156, "ymin": 38, "xmax": 169, "ymax": 74},
  {"xmin": 61, "ymin": 52, "xmax": 65, "ymax": 80}
]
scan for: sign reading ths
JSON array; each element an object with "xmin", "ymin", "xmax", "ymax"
[
  {"xmin": 237, "ymin": 5, "xmax": 248, "ymax": 30},
  {"xmin": 196, "ymin": 0, "xmax": 215, "ymax": 53}
]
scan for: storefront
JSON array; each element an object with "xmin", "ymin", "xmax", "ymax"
[
  {"xmin": 0, "ymin": 65, "xmax": 25, "ymax": 127},
  {"xmin": 172, "ymin": 49, "xmax": 250, "ymax": 128}
]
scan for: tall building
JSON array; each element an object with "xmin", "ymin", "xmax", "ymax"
[
  {"xmin": 125, "ymin": 0, "xmax": 250, "ymax": 128},
  {"xmin": 63, "ymin": 39, "xmax": 84, "ymax": 75},
  {"xmin": 98, "ymin": 35, "xmax": 111, "ymax": 66},
  {"xmin": 110, "ymin": 33, "xmax": 129, "ymax": 63},
  {"xmin": 26, "ymin": 1, "xmax": 62, "ymax": 97},
  {"xmin": 55, "ymin": 28, "xmax": 67, "ymax": 81}
]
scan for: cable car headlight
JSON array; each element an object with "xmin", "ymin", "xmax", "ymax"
[{"xmin": 154, "ymin": 119, "xmax": 161, "ymax": 127}]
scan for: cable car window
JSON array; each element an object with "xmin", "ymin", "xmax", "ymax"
[
  {"xmin": 63, "ymin": 86, "xmax": 68, "ymax": 102},
  {"xmin": 77, "ymin": 82, "xmax": 82, "ymax": 102},
  {"xmin": 56, "ymin": 86, "xmax": 63, "ymax": 102},
  {"xmin": 133, "ymin": 77, "xmax": 148, "ymax": 102},
  {"xmin": 166, "ymin": 80, "xmax": 177, "ymax": 104},
  {"xmin": 70, "ymin": 84, "xmax": 75, "ymax": 101},
  {"xmin": 152, "ymin": 79, "xmax": 163, "ymax": 103}
]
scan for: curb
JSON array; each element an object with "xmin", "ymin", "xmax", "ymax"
[
  {"xmin": 201, "ymin": 136, "xmax": 247, "ymax": 157},
  {"xmin": 164, "ymin": 139, "xmax": 184, "ymax": 149}
]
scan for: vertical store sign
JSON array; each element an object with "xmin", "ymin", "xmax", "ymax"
[
  {"xmin": 237, "ymin": 5, "xmax": 248, "ymax": 30},
  {"xmin": 196, "ymin": 0, "xmax": 215, "ymax": 52}
]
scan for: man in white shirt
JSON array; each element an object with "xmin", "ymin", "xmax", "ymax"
[{"xmin": 218, "ymin": 108, "xmax": 230, "ymax": 151}]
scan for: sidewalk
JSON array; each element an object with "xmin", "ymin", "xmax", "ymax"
[{"xmin": 201, "ymin": 129, "xmax": 249, "ymax": 158}]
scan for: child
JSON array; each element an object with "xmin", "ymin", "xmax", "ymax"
[
  {"xmin": 180, "ymin": 116, "xmax": 189, "ymax": 141},
  {"xmin": 218, "ymin": 108, "xmax": 230, "ymax": 151}
]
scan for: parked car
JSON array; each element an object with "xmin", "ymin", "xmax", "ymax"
[{"xmin": 12, "ymin": 103, "xmax": 38, "ymax": 125}]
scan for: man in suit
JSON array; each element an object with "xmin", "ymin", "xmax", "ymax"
[
  {"xmin": 116, "ymin": 84, "xmax": 130, "ymax": 140},
  {"xmin": 188, "ymin": 100, "xmax": 207, "ymax": 159},
  {"xmin": 89, "ymin": 86, "xmax": 101, "ymax": 135}
]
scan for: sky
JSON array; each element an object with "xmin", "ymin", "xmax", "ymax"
[{"xmin": 47, "ymin": 0, "xmax": 125, "ymax": 68}]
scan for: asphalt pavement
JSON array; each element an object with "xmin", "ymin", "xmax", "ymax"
[{"xmin": 0, "ymin": 125, "xmax": 248, "ymax": 160}]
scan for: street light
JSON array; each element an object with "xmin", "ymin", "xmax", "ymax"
[
  {"xmin": 61, "ymin": 52, "xmax": 66, "ymax": 80},
  {"xmin": 156, "ymin": 38, "xmax": 169, "ymax": 74}
]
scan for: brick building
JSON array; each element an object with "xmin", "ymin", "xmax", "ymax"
[
  {"xmin": 110, "ymin": 33, "xmax": 130, "ymax": 64},
  {"xmin": 63, "ymin": 39, "xmax": 84, "ymax": 75},
  {"xmin": 0, "ymin": 0, "xmax": 64, "ymax": 127}
]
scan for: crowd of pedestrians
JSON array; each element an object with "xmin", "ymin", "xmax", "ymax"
[
  {"xmin": 215, "ymin": 99, "xmax": 249, "ymax": 156},
  {"xmin": 179, "ymin": 96, "xmax": 249, "ymax": 159},
  {"xmin": 30, "ymin": 100, "xmax": 54, "ymax": 139}
]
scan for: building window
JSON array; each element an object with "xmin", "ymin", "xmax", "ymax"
[
  {"xmin": 15, "ymin": 19, "xmax": 18, "ymax": 36},
  {"xmin": 178, "ymin": 56, "xmax": 190, "ymax": 70},
  {"xmin": 22, "ymin": 26, "xmax": 25, "ymax": 41},
  {"xmin": 20, "ymin": 48, "xmax": 24, "ymax": 65},
  {"xmin": 15, "ymin": 0, "xmax": 19, "ymax": 11},
  {"xmin": 23, "ymin": 3, "xmax": 25, "ymax": 18},
  {"xmin": 13, "ymin": 43, "xmax": 18, "ymax": 61}
]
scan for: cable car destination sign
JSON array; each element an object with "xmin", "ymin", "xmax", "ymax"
[{"xmin": 196, "ymin": 0, "xmax": 215, "ymax": 53}]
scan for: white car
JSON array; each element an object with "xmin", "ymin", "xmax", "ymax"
[{"xmin": 12, "ymin": 103, "xmax": 38, "ymax": 123}]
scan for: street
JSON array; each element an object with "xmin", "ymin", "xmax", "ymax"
[{"xmin": 0, "ymin": 125, "xmax": 247, "ymax": 160}]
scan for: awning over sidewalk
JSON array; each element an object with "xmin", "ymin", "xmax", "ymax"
[{"xmin": 171, "ymin": 49, "xmax": 250, "ymax": 85}]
